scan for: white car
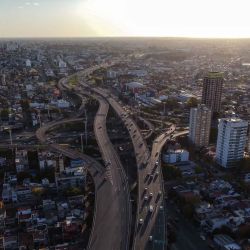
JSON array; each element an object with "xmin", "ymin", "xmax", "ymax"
[
  {"xmin": 149, "ymin": 205, "xmax": 154, "ymax": 212},
  {"xmin": 200, "ymin": 234, "xmax": 206, "ymax": 241},
  {"xmin": 139, "ymin": 218, "xmax": 144, "ymax": 224},
  {"xmin": 144, "ymin": 195, "xmax": 149, "ymax": 201}
]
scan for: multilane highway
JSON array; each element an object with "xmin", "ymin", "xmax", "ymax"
[
  {"xmin": 46, "ymin": 59, "xmax": 176, "ymax": 249},
  {"xmin": 85, "ymin": 86, "xmax": 175, "ymax": 249},
  {"xmin": 36, "ymin": 63, "xmax": 131, "ymax": 250},
  {"xmin": 88, "ymin": 92, "xmax": 131, "ymax": 250}
]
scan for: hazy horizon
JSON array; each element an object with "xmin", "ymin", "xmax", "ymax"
[{"xmin": 1, "ymin": 0, "xmax": 250, "ymax": 38}]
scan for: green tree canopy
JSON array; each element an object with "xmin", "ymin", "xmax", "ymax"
[
  {"xmin": 186, "ymin": 97, "xmax": 198, "ymax": 108},
  {"xmin": 0, "ymin": 109, "xmax": 9, "ymax": 121}
]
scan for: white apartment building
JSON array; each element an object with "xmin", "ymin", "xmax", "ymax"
[
  {"xmin": 216, "ymin": 118, "xmax": 248, "ymax": 168},
  {"xmin": 162, "ymin": 149, "xmax": 189, "ymax": 164},
  {"xmin": 189, "ymin": 104, "xmax": 212, "ymax": 147}
]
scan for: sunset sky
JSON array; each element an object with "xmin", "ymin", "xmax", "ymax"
[{"xmin": 1, "ymin": 0, "xmax": 250, "ymax": 38}]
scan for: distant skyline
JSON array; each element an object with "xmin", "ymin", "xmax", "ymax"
[{"xmin": 1, "ymin": 0, "xmax": 250, "ymax": 38}]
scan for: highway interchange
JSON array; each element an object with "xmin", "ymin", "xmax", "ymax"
[
  {"xmin": 36, "ymin": 65, "xmax": 131, "ymax": 250},
  {"xmin": 34, "ymin": 61, "xmax": 177, "ymax": 250},
  {"xmin": 89, "ymin": 87, "xmax": 175, "ymax": 250}
]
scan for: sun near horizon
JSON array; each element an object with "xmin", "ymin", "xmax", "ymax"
[{"xmin": 1, "ymin": 0, "xmax": 250, "ymax": 38}]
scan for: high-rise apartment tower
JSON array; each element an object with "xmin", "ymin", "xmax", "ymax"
[
  {"xmin": 216, "ymin": 118, "xmax": 248, "ymax": 168},
  {"xmin": 202, "ymin": 72, "xmax": 223, "ymax": 113},
  {"xmin": 189, "ymin": 104, "xmax": 212, "ymax": 147}
]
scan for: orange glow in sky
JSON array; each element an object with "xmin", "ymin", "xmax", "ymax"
[{"xmin": 1, "ymin": 0, "xmax": 250, "ymax": 38}]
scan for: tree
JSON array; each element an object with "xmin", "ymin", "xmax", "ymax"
[
  {"xmin": 195, "ymin": 165, "xmax": 203, "ymax": 174},
  {"xmin": 187, "ymin": 97, "xmax": 198, "ymax": 108},
  {"xmin": 182, "ymin": 204, "xmax": 194, "ymax": 218},
  {"xmin": 238, "ymin": 224, "xmax": 250, "ymax": 239},
  {"xmin": 210, "ymin": 127, "xmax": 218, "ymax": 144},
  {"xmin": 32, "ymin": 187, "xmax": 45, "ymax": 197},
  {"xmin": 64, "ymin": 187, "xmax": 83, "ymax": 197},
  {"xmin": 213, "ymin": 225, "xmax": 234, "ymax": 238},
  {"xmin": 0, "ymin": 109, "xmax": 9, "ymax": 121},
  {"xmin": 20, "ymin": 99, "xmax": 32, "ymax": 127},
  {"xmin": 17, "ymin": 172, "xmax": 32, "ymax": 184},
  {"xmin": 162, "ymin": 164, "xmax": 182, "ymax": 181},
  {"xmin": 20, "ymin": 99, "xmax": 30, "ymax": 111},
  {"xmin": 164, "ymin": 98, "xmax": 180, "ymax": 110}
]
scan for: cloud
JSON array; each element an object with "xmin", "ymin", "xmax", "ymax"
[{"xmin": 18, "ymin": 1, "xmax": 40, "ymax": 9}]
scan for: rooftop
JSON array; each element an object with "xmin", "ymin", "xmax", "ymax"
[{"xmin": 206, "ymin": 72, "xmax": 224, "ymax": 78}]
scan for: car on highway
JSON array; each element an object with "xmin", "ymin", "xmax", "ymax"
[
  {"xmin": 118, "ymin": 146, "xmax": 124, "ymax": 151},
  {"xmin": 144, "ymin": 195, "xmax": 149, "ymax": 201},
  {"xmin": 149, "ymin": 236, "xmax": 153, "ymax": 241},
  {"xmin": 149, "ymin": 192, "xmax": 153, "ymax": 197},
  {"xmin": 149, "ymin": 205, "xmax": 154, "ymax": 212},
  {"xmin": 200, "ymin": 234, "xmax": 206, "ymax": 241},
  {"xmin": 104, "ymin": 160, "xmax": 111, "ymax": 167},
  {"xmin": 155, "ymin": 160, "xmax": 159, "ymax": 166},
  {"xmin": 139, "ymin": 218, "xmax": 144, "ymax": 224}
]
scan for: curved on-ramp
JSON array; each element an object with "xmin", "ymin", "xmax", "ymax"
[{"xmin": 36, "ymin": 66, "xmax": 131, "ymax": 250}]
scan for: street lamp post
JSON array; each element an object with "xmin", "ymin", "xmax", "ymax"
[
  {"xmin": 84, "ymin": 109, "xmax": 88, "ymax": 146},
  {"xmin": 47, "ymin": 105, "xmax": 51, "ymax": 120},
  {"xmin": 37, "ymin": 109, "xmax": 42, "ymax": 128},
  {"xmin": 80, "ymin": 133, "xmax": 84, "ymax": 153},
  {"xmin": 3, "ymin": 127, "xmax": 13, "ymax": 146},
  {"xmin": 8, "ymin": 128, "xmax": 12, "ymax": 146},
  {"xmin": 137, "ymin": 103, "xmax": 141, "ymax": 124}
]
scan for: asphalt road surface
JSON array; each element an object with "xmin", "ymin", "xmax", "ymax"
[
  {"xmin": 36, "ymin": 63, "xmax": 131, "ymax": 250},
  {"xmin": 167, "ymin": 202, "xmax": 210, "ymax": 250},
  {"xmin": 87, "ymin": 86, "xmax": 173, "ymax": 250}
]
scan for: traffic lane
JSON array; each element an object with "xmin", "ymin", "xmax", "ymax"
[
  {"xmin": 90, "ymin": 145, "xmax": 125, "ymax": 243},
  {"xmin": 136, "ymin": 165, "xmax": 163, "ymax": 243},
  {"xmin": 93, "ymin": 95, "xmax": 130, "ymax": 249},
  {"xmin": 114, "ymin": 104, "xmax": 161, "ymax": 246},
  {"xmin": 93, "ymin": 88, "xmax": 162, "ymax": 247},
  {"xmin": 136, "ymin": 202, "xmax": 162, "ymax": 249},
  {"xmin": 52, "ymin": 144, "xmax": 119, "ymax": 250},
  {"xmin": 136, "ymin": 133, "xmax": 171, "ymax": 248},
  {"xmin": 145, "ymin": 206, "xmax": 165, "ymax": 250},
  {"xmin": 166, "ymin": 203, "xmax": 210, "ymax": 250},
  {"xmin": 89, "ymin": 179, "xmax": 123, "ymax": 250}
]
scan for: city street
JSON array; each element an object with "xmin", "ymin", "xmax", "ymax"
[{"xmin": 166, "ymin": 203, "xmax": 210, "ymax": 250}]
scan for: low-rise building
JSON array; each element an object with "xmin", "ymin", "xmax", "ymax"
[{"xmin": 162, "ymin": 149, "xmax": 189, "ymax": 164}]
